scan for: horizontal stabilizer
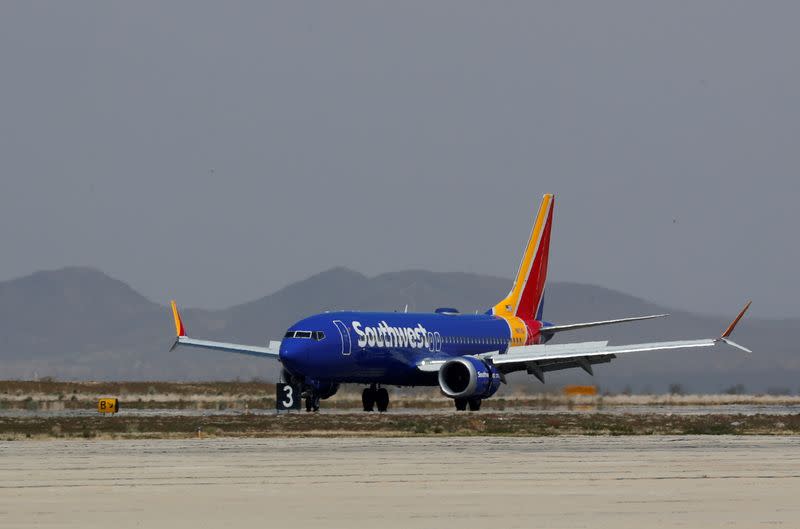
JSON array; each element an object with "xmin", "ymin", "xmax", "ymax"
[{"xmin": 541, "ymin": 314, "xmax": 668, "ymax": 334}]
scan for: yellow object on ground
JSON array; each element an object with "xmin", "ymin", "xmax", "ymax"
[
  {"xmin": 97, "ymin": 398, "xmax": 119, "ymax": 413},
  {"xmin": 563, "ymin": 385, "xmax": 597, "ymax": 396}
]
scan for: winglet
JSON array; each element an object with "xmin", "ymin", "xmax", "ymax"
[
  {"xmin": 721, "ymin": 301, "xmax": 751, "ymax": 338},
  {"xmin": 718, "ymin": 301, "xmax": 752, "ymax": 353},
  {"xmin": 170, "ymin": 300, "xmax": 186, "ymax": 337}
]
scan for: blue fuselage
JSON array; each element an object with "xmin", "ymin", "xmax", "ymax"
[{"xmin": 279, "ymin": 311, "xmax": 514, "ymax": 386}]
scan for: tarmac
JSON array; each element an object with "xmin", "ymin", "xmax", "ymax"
[
  {"xmin": 2, "ymin": 436, "xmax": 799, "ymax": 528},
  {"xmin": 4, "ymin": 402, "xmax": 800, "ymax": 417}
]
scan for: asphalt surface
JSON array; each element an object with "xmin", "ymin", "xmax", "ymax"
[
  {"xmin": 3, "ymin": 403, "xmax": 800, "ymax": 417},
  {"xmin": 2, "ymin": 436, "xmax": 799, "ymax": 528}
]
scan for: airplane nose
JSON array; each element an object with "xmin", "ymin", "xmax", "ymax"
[{"xmin": 279, "ymin": 341, "xmax": 309, "ymax": 371}]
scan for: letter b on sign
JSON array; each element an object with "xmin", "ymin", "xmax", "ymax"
[{"xmin": 276, "ymin": 383, "xmax": 301, "ymax": 411}]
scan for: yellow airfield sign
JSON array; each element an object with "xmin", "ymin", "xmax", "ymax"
[{"xmin": 97, "ymin": 398, "xmax": 119, "ymax": 414}]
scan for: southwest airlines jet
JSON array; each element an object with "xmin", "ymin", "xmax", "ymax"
[{"xmin": 169, "ymin": 194, "xmax": 751, "ymax": 412}]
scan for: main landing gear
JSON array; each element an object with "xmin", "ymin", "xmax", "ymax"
[
  {"xmin": 454, "ymin": 397, "xmax": 481, "ymax": 411},
  {"xmin": 362, "ymin": 384, "xmax": 389, "ymax": 412}
]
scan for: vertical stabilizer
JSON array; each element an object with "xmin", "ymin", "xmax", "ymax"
[{"xmin": 492, "ymin": 194, "xmax": 554, "ymax": 323}]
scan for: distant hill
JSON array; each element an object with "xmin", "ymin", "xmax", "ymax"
[{"xmin": 0, "ymin": 266, "xmax": 797, "ymax": 393}]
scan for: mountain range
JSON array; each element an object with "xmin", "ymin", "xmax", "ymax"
[{"xmin": 1, "ymin": 266, "xmax": 797, "ymax": 393}]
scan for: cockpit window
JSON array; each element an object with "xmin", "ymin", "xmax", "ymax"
[{"xmin": 285, "ymin": 330, "xmax": 324, "ymax": 340}]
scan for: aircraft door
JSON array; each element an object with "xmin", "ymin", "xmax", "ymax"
[{"xmin": 332, "ymin": 320, "xmax": 352, "ymax": 356}]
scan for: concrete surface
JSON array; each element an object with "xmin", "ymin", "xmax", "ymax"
[
  {"xmin": 4, "ymin": 402, "xmax": 800, "ymax": 417},
  {"xmin": 1, "ymin": 436, "xmax": 798, "ymax": 528}
]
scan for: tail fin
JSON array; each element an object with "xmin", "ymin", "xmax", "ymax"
[{"xmin": 492, "ymin": 194, "xmax": 554, "ymax": 322}]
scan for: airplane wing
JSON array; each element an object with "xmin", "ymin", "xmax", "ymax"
[
  {"xmin": 487, "ymin": 302, "xmax": 751, "ymax": 381},
  {"xmin": 168, "ymin": 301, "xmax": 280, "ymax": 359},
  {"xmin": 418, "ymin": 302, "xmax": 752, "ymax": 382},
  {"xmin": 539, "ymin": 313, "xmax": 669, "ymax": 334}
]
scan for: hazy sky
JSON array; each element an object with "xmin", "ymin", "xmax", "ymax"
[{"xmin": 1, "ymin": 2, "xmax": 798, "ymax": 317}]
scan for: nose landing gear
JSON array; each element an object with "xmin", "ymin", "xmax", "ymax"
[
  {"xmin": 362, "ymin": 384, "xmax": 389, "ymax": 412},
  {"xmin": 304, "ymin": 394, "xmax": 320, "ymax": 412}
]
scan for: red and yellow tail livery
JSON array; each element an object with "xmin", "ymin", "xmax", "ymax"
[{"xmin": 492, "ymin": 194, "xmax": 554, "ymax": 345}]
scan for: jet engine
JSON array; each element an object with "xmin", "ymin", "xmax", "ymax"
[{"xmin": 438, "ymin": 356, "xmax": 502, "ymax": 399}]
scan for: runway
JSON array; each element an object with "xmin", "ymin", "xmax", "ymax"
[
  {"xmin": 3, "ymin": 403, "xmax": 800, "ymax": 417},
  {"xmin": 2, "ymin": 436, "xmax": 799, "ymax": 528}
]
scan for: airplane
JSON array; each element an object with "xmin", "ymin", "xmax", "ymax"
[{"xmin": 169, "ymin": 194, "xmax": 751, "ymax": 412}]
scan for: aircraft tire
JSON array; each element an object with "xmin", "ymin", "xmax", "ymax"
[
  {"xmin": 467, "ymin": 398, "xmax": 482, "ymax": 411},
  {"xmin": 454, "ymin": 398, "xmax": 468, "ymax": 411},
  {"xmin": 375, "ymin": 388, "xmax": 389, "ymax": 412},
  {"xmin": 362, "ymin": 388, "xmax": 376, "ymax": 412}
]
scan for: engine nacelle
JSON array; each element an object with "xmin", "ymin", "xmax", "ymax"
[{"xmin": 438, "ymin": 356, "xmax": 502, "ymax": 399}]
